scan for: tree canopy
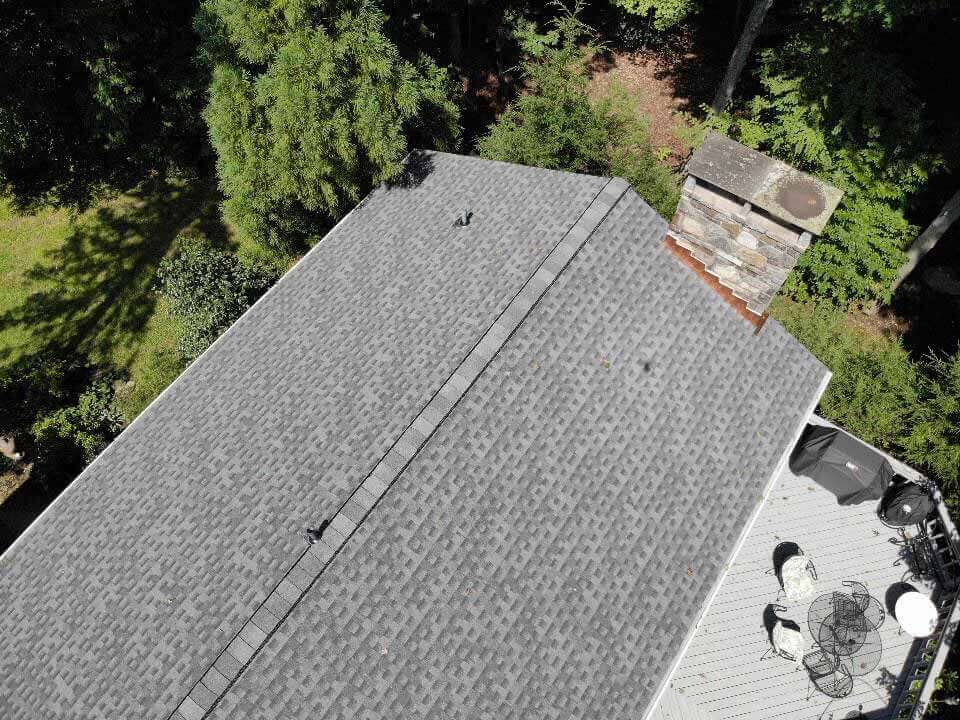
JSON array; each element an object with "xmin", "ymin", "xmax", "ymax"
[
  {"xmin": 199, "ymin": 0, "xmax": 461, "ymax": 251},
  {"xmin": 0, "ymin": 1, "xmax": 206, "ymax": 210},
  {"xmin": 613, "ymin": 0, "xmax": 696, "ymax": 31},
  {"xmin": 709, "ymin": 0, "xmax": 959, "ymax": 305},
  {"xmin": 479, "ymin": 13, "xmax": 678, "ymax": 216}
]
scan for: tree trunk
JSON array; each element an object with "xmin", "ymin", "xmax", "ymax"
[
  {"xmin": 892, "ymin": 187, "xmax": 960, "ymax": 292},
  {"xmin": 448, "ymin": 3, "xmax": 465, "ymax": 65},
  {"xmin": 711, "ymin": 0, "xmax": 775, "ymax": 113}
]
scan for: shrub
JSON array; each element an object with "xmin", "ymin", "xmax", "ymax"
[
  {"xmin": 772, "ymin": 299, "xmax": 960, "ymax": 496},
  {"xmin": 32, "ymin": 373, "xmax": 123, "ymax": 466},
  {"xmin": 157, "ymin": 236, "xmax": 277, "ymax": 361},
  {"xmin": 906, "ymin": 353, "xmax": 960, "ymax": 489},
  {"xmin": 773, "ymin": 299, "xmax": 922, "ymax": 447},
  {"xmin": 0, "ymin": 354, "xmax": 123, "ymax": 484},
  {"xmin": 478, "ymin": 22, "xmax": 679, "ymax": 216}
]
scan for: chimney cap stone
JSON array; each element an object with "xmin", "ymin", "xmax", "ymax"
[{"xmin": 686, "ymin": 132, "xmax": 843, "ymax": 235}]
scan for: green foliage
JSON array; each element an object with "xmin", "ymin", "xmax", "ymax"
[
  {"xmin": 0, "ymin": 354, "xmax": 123, "ymax": 481},
  {"xmin": 157, "ymin": 236, "xmax": 277, "ymax": 361},
  {"xmin": 200, "ymin": 0, "xmax": 461, "ymax": 251},
  {"xmin": 505, "ymin": 9, "xmax": 562, "ymax": 58},
  {"xmin": 773, "ymin": 300, "xmax": 921, "ymax": 446},
  {"xmin": 906, "ymin": 353, "xmax": 960, "ymax": 487},
  {"xmin": 772, "ymin": 299, "xmax": 960, "ymax": 493},
  {"xmin": 478, "ymin": 19, "xmax": 679, "ymax": 216},
  {"xmin": 0, "ymin": 1, "xmax": 206, "ymax": 210},
  {"xmin": 0, "ymin": 356, "xmax": 72, "ymax": 439},
  {"xmin": 613, "ymin": 0, "xmax": 696, "ymax": 30},
  {"xmin": 32, "ymin": 374, "xmax": 123, "ymax": 466},
  {"xmin": 784, "ymin": 197, "xmax": 914, "ymax": 305},
  {"xmin": 717, "ymin": 4, "xmax": 952, "ymax": 306}
]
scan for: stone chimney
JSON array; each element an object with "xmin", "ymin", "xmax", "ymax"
[{"xmin": 668, "ymin": 132, "xmax": 843, "ymax": 317}]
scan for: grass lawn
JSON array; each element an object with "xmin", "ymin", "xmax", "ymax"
[{"xmin": 0, "ymin": 175, "xmax": 258, "ymax": 422}]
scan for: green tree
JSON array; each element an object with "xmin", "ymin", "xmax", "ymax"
[
  {"xmin": 479, "ymin": 15, "xmax": 678, "ymax": 216},
  {"xmin": 613, "ymin": 0, "xmax": 696, "ymax": 31},
  {"xmin": 713, "ymin": 1, "xmax": 955, "ymax": 306},
  {"xmin": 711, "ymin": 0, "xmax": 774, "ymax": 112},
  {"xmin": 32, "ymin": 375, "xmax": 123, "ymax": 466},
  {"xmin": 0, "ymin": 1, "xmax": 206, "ymax": 210},
  {"xmin": 772, "ymin": 298, "xmax": 960, "ymax": 496},
  {"xmin": 199, "ymin": 0, "xmax": 460, "ymax": 252},
  {"xmin": 157, "ymin": 237, "xmax": 277, "ymax": 361},
  {"xmin": 0, "ymin": 354, "xmax": 123, "ymax": 482},
  {"xmin": 906, "ymin": 352, "xmax": 960, "ymax": 489}
]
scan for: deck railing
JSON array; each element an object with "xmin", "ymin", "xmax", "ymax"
[{"xmin": 892, "ymin": 494, "xmax": 960, "ymax": 719}]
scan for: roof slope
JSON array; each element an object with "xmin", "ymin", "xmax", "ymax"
[{"xmin": 0, "ymin": 152, "xmax": 828, "ymax": 720}]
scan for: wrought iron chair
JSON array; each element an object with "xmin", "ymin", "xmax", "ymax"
[
  {"xmin": 890, "ymin": 524, "xmax": 936, "ymax": 581},
  {"xmin": 803, "ymin": 649, "xmax": 853, "ymax": 700},
  {"xmin": 761, "ymin": 604, "xmax": 805, "ymax": 665},
  {"xmin": 842, "ymin": 580, "xmax": 885, "ymax": 629}
]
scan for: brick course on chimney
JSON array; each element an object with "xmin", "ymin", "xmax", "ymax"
[{"xmin": 669, "ymin": 133, "xmax": 842, "ymax": 316}]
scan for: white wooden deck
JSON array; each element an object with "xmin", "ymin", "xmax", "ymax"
[{"xmin": 648, "ymin": 425, "xmax": 938, "ymax": 720}]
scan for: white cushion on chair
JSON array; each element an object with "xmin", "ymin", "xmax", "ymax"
[
  {"xmin": 772, "ymin": 622, "xmax": 806, "ymax": 666},
  {"xmin": 781, "ymin": 554, "xmax": 817, "ymax": 603}
]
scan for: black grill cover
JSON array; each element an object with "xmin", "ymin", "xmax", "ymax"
[
  {"xmin": 789, "ymin": 424, "xmax": 893, "ymax": 505},
  {"xmin": 880, "ymin": 481, "xmax": 936, "ymax": 526}
]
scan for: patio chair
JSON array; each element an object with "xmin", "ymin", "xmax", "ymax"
[
  {"xmin": 803, "ymin": 648, "xmax": 852, "ymax": 700},
  {"xmin": 772, "ymin": 542, "xmax": 818, "ymax": 603},
  {"xmin": 761, "ymin": 604, "xmax": 805, "ymax": 666},
  {"xmin": 842, "ymin": 580, "xmax": 885, "ymax": 629}
]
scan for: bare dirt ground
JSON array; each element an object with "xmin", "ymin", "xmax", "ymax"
[{"xmin": 588, "ymin": 50, "xmax": 693, "ymax": 161}]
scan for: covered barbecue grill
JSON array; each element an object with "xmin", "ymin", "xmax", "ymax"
[
  {"xmin": 790, "ymin": 424, "xmax": 893, "ymax": 505},
  {"xmin": 880, "ymin": 481, "xmax": 936, "ymax": 526}
]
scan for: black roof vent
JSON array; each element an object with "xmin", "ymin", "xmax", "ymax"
[{"xmin": 454, "ymin": 208, "xmax": 472, "ymax": 227}]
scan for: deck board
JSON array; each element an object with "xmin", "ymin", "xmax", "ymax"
[{"xmin": 648, "ymin": 429, "xmax": 936, "ymax": 720}]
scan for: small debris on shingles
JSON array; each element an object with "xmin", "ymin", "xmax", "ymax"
[
  {"xmin": 600, "ymin": 357, "xmax": 612, "ymax": 368},
  {"xmin": 686, "ymin": 567, "xmax": 694, "ymax": 577}
]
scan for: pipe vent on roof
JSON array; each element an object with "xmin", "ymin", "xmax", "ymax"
[{"xmin": 454, "ymin": 208, "xmax": 472, "ymax": 227}]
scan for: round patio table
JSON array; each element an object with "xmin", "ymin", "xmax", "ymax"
[
  {"xmin": 808, "ymin": 592, "xmax": 883, "ymax": 677},
  {"xmin": 817, "ymin": 612, "xmax": 883, "ymax": 676},
  {"xmin": 808, "ymin": 592, "xmax": 859, "ymax": 636}
]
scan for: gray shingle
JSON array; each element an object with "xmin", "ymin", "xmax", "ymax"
[
  {"xmin": 207, "ymin": 190, "xmax": 826, "ymax": 720},
  {"xmin": 0, "ymin": 152, "xmax": 826, "ymax": 720}
]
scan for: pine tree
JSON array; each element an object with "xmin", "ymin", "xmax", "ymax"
[{"xmin": 199, "ymin": 1, "xmax": 460, "ymax": 252}]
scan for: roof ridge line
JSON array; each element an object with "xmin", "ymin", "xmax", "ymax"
[{"xmin": 167, "ymin": 176, "xmax": 631, "ymax": 720}]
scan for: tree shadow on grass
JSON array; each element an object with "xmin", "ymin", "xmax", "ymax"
[{"xmin": 0, "ymin": 176, "xmax": 231, "ymax": 367}]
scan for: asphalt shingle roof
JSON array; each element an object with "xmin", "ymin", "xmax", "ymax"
[{"xmin": 0, "ymin": 151, "xmax": 828, "ymax": 720}]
